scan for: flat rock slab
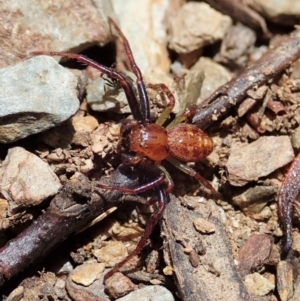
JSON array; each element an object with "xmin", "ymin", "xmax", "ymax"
[
  {"xmin": 0, "ymin": 147, "xmax": 62, "ymax": 212},
  {"xmin": 0, "ymin": 0, "xmax": 115, "ymax": 68},
  {"xmin": 0, "ymin": 56, "xmax": 79, "ymax": 143},
  {"xmin": 227, "ymin": 136, "xmax": 294, "ymax": 186}
]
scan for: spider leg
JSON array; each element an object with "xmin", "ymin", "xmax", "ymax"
[
  {"xmin": 31, "ymin": 51, "xmax": 142, "ymax": 122},
  {"xmin": 104, "ymin": 184, "xmax": 168, "ymax": 280},
  {"xmin": 166, "ymin": 156, "xmax": 220, "ymax": 198},
  {"xmin": 108, "ymin": 17, "xmax": 150, "ymax": 122}
]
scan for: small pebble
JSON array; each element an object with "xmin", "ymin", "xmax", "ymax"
[
  {"xmin": 244, "ymin": 273, "xmax": 275, "ymax": 296},
  {"xmin": 291, "ymin": 127, "xmax": 300, "ymax": 150},
  {"xmin": 277, "ymin": 261, "xmax": 293, "ymax": 301},
  {"xmin": 163, "ymin": 266, "xmax": 173, "ymax": 276},
  {"xmin": 92, "ymin": 241, "xmax": 128, "ymax": 267},
  {"xmin": 71, "ymin": 262, "xmax": 106, "ymax": 286},
  {"xmin": 238, "ymin": 234, "xmax": 273, "ymax": 277},
  {"xmin": 0, "ymin": 198, "xmax": 8, "ymax": 218},
  {"xmin": 292, "ymin": 231, "xmax": 300, "ymax": 254},
  {"xmin": 191, "ymin": 57, "xmax": 232, "ymax": 100},
  {"xmin": 87, "ymin": 77, "xmax": 131, "ymax": 114},
  {"xmin": 0, "ymin": 147, "xmax": 62, "ymax": 211},
  {"xmin": 54, "ymin": 279, "xmax": 66, "ymax": 299},
  {"xmin": 105, "ymin": 272, "xmax": 136, "ymax": 299},
  {"xmin": 116, "ymin": 285, "xmax": 174, "ymax": 301},
  {"xmin": 193, "ymin": 217, "xmax": 216, "ymax": 234},
  {"xmin": 232, "ymin": 185, "xmax": 277, "ymax": 217}
]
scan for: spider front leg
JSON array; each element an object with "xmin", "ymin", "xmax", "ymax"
[{"xmin": 104, "ymin": 184, "xmax": 168, "ymax": 280}]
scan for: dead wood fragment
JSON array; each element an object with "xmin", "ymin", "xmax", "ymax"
[
  {"xmin": 192, "ymin": 27, "xmax": 300, "ymax": 130},
  {"xmin": 0, "ymin": 165, "xmax": 145, "ymax": 288},
  {"xmin": 162, "ymin": 196, "xmax": 253, "ymax": 301}
]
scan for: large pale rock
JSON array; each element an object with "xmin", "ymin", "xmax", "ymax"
[
  {"xmin": 0, "ymin": 0, "xmax": 115, "ymax": 68},
  {"xmin": 0, "ymin": 56, "xmax": 79, "ymax": 143},
  {"xmin": 111, "ymin": 0, "xmax": 171, "ymax": 73}
]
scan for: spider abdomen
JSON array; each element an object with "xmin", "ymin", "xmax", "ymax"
[{"xmin": 167, "ymin": 124, "xmax": 213, "ymax": 162}]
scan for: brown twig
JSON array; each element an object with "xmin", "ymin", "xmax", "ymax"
[
  {"xmin": 191, "ymin": 27, "xmax": 300, "ymax": 130},
  {"xmin": 0, "ymin": 166, "xmax": 146, "ymax": 287}
]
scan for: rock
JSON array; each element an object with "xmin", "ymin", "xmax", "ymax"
[
  {"xmin": 238, "ymin": 234, "xmax": 273, "ymax": 277},
  {"xmin": 244, "ymin": 273, "xmax": 275, "ymax": 296},
  {"xmin": 51, "ymin": 259, "xmax": 74, "ymax": 275},
  {"xmin": 5, "ymin": 286, "xmax": 24, "ymax": 301},
  {"xmin": 191, "ymin": 57, "xmax": 232, "ymax": 100},
  {"xmin": 292, "ymin": 231, "xmax": 300, "ymax": 254},
  {"xmin": 71, "ymin": 115, "xmax": 99, "ymax": 147},
  {"xmin": 168, "ymin": 2, "xmax": 232, "ymax": 54},
  {"xmin": 0, "ymin": 56, "xmax": 79, "ymax": 143},
  {"xmin": 71, "ymin": 262, "xmax": 106, "ymax": 286},
  {"xmin": 91, "ymin": 122, "xmax": 119, "ymax": 155},
  {"xmin": 0, "ymin": 0, "xmax": 115, "ymax": 68},
  {"xmin": 0, "ymin": 147, "xmax": 62, "ymax": 211},
  {"xmin": 66, "ymin": 277, "xmax": 108, "ymax": 301},
  {"xmin": 248, "ymin": 0, "xmax": 300, "ymax": 26},
  {"xmin": 92, "ymin": 241, "xmax": 128, "ymax": 267},
  {"xmin": 54, "ymin": 279, "xmax": 67, "ymax": 300},
  {"xmin": 291, "ymin": 127, "xmax": 300, "ymax": 150},
  {"xmin": 86, "ymin": 76, "xmax": 132, "ymax": 114},
  {"xmin": 117, "ymin": 285, "xmax": 174, "ymax": 301},
  {"xmin": 232, "ymin": 185, "xmax": 277, "ymax": 217},
  {"xmin": 177, "ymin": 70, "xmax": 204, "ymax": 112},
  {"xmin": 111, "ymin": 0, "xmax": 171, "ymax": 73},
  {"xmin": 214, "ymin": 22, "xmax": 256, "ymax": 69},
  {"xmin": 0, "ymin": 198, "xmax": 8, "ymax": 218},
  {"xmin": 193, "ymin": 217, "xmax": 216, "ymax": 234},
  {"xmin": 277, "ymin": 261, "xmax": 293, "ymax": 301},
  {"xmin": 252, "ymin": 206, "xmax": 273, "ymax": 221},
  {"xmin": 104, "ymin": 272, "xmax": 136, "ymax": 299},
  {"xmin": 227, "ymin": 136, "xmax": 294, "ymax": 186}
]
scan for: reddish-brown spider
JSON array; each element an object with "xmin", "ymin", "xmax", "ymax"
[{"xmin": 32, "ymin": 18, "xmax": 219, "ymax": 280}]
